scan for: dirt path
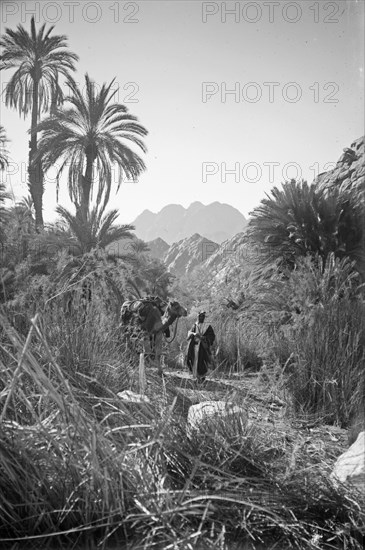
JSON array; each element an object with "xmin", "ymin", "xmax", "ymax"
[{"xmin": 162, "ymin": 368, "xmax": 349, "ymax": 468}]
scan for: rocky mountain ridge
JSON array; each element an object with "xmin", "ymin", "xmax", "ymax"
[
  {"xmin": 133, "ymin": 201, "xmax": 247, "ymax": 245},
  {"xmin": 162, "ymin": 233, "xmax": 219, "ymax": 276},
  {"xmin": 146, "ymin": 237, "xmax": 170, "ymax": 260}
]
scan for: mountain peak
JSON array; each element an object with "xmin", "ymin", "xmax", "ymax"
[
  {"xmin": 146, "ymin": 237, "xmax": 170, "ymax": 260},
  {"xmin": 187, "ymin": 201, "xmax": 204, "ymax": 211},
  {"xmin": 163, "ymin": 234, "xmax": 219, "ymax": 276},
  {"xmin": 190, "ymin": 232, "xmax": 204, "ymax": 241},
  {"xmin": 160, "ymin": 204, "xmax": 185, "ymax": 214}
]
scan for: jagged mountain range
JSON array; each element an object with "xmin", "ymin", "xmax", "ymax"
[
  {"xmin": 146, "ymin": 232, "xmax": 247, "ymax": 278},
  {"xmin": 133, "ymin": 201, "xmax": 247, "ymax": 245}
]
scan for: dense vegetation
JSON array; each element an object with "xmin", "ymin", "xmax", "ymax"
[{"xmin": 0, "ymin": 16, "xmax": 364, "ymax": 550}]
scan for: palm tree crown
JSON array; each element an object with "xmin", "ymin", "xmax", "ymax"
[
  {"xmin": 247, "ymin": 179, "xmax": 364, "ymax": 276},
  {"xmin": 36, "ymin": 74, "xmax": 148, "ymax": 219},
  {"xmin": 0, "ymin": 17, "xmax": 78, "ymax": 117},
  {"xmin": 53, "ymin": 204, "xmax": 136, "ymax": 256}
]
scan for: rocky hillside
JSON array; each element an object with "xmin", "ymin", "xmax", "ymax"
[
  {"xmin": 203, "ymin": 232, "xmax": 252, "ymax": 285},
  {"xmin": 163, "ymin": 233, "xmax": 219, "ymax": 276},
  {"xmin": 315, "ymin": 136, "xmax": 364, "ymax": 195},
  {"xmin": 133, "ymin": 201, "xmax": 247, "ymax": 245},
  {"xmin": 146, "ymin": 237, "xmax": 170, "ymax": 260}
]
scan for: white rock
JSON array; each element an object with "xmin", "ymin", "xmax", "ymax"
[
  {"xmin": 187, "ymin": 401, "xmax": 247, "ymax": 437},
  {"xmin": 331, "ymin": 431, "xmax": 365, "ymax": 493},
  {"xmin": 117, "ymin": 390, "xmax": 151, "ymax": 404}
]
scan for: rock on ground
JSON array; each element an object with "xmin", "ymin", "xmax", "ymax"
[
  {"xmin": 331, "ymin": 431, "xmax": 365, "ymax": 493},
  {"xmin": 187, "ymin": 400, "xmax": 247, "ymax": 437},
  {"xmin": 117, "ymin": 390, "xmax": 151, "ymax": 404}
]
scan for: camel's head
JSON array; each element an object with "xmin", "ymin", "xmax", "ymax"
[{"xmin": 166, "ymin": 300, "xmax": 188, "ymax": 319}]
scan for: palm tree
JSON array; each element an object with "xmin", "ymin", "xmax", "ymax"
[
  {"xmin": 0, "ymin": 182, "xmax": 11, "ymax": 245},
  {"xmin": 0, "ymin": 126, "xmax": 9, "ymax": 170},
  {"xmin": 35, "ymin": 74, "xmax": 148, "ymax": 220},
  {"xmin": 0, "ymin": 180, "xmax": 12, "ymax": 302},
  {"xmin": 128, "ymin": 238, "xmax": 150, "ymax": 255},
  {"xmin": 44, "ymin": 204, "xmax": 135, "ymax": 314},
  {"xmin": 0, "ymin": 16, "xmax": 78, "ymax": 230},
  {"xmin": 246, "ymin": 179, "xmax": 365, "ymax": 277},
  {"xmin": 19, "ymin": 193, "xmax": 35, "ymax": 212},
  {"xmin": 9, "ymin": 195, "xmax": 35, "ymax": 250},
  {"xmin": 0, "ymin": 193, "xmax": 37, "ymax": 303},
  {"xmin": 0, "ymin": 128, "xmax": 10, "ymax": 245},
  {"xmin": 53, "ymin": 204, "xmax": 135, "ymax": 255},
  {"xmin": 124, "ymin": 250, "xmax": 174, "ymax": 300}
]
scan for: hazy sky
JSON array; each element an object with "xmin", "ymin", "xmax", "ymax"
[{"xmin": 0, "ymin": 0, "xmax": 364, "ymax": 223}]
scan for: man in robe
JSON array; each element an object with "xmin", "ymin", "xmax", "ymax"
[{"xmin": 186, "ymin": 311, "xmax": 216, "ymax": 383}]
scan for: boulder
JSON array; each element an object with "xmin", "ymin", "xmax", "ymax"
[
  {"xmin": 187, "ymin": 400, "xmax": 247, "ymax": 437},
  {"xmin": 117, "ymin": 390, "xmax": 151, "ymax": 404},
  {"xmin": 331, "ymin": 431, "xmax": 365, "ymax": 493}
]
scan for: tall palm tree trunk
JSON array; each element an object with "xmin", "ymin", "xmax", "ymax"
[
  {"xmin": 80, "ymin": 153, "xmax": 94, "ymax": 220},
  {"xmin": 28, "ymin": 79, "xmax": 44, "ymax": 231}
]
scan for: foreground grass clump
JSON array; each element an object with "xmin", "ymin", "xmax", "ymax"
[{"xmin": 0, "ymin": 313, "xmax": 364, "ymax": 549}]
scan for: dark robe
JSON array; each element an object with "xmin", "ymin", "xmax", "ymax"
[{"xmin": 186, "ymin": 323, "xmax": 215, "ymax": 377}]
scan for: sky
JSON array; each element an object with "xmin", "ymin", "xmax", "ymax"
[{"xmin": 0, "ymin": 0, "xmax": 364, "ymax": 224}]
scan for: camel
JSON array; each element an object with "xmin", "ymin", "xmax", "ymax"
[{"xmin": 121, "ymin": 297, "xmax": 188, "ymax": 381}]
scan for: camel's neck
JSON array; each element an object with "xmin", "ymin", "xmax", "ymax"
[{"xmin": 157, "ymin": 310, "xmax": 178, "ymax": 333}]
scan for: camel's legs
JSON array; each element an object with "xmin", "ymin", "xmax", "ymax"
[
  {"xmin": 154, "ymin": 332, "xmax": 163, "ymax": 376},
  {"xmin": 139, "ymin": 333, "xmax": 152, "ymax": 393},
  {"xmin": 139, "ymin": 352, "xmax": 147, "ymax": 394}
]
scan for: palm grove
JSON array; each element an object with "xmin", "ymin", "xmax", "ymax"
[
  {"xmin": 0, "ymin": 17, "xmax": 364, "ymax": 550},
  {"xmin": 0, "ymin": 17, "xmax": 171, "ymax": 305}
]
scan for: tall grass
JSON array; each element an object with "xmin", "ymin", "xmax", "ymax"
[
  {"xmin": 0, "ymin": 311, "xmax": 364, "ymax": 549},
  {"xmin": 287, "ymin": 298, "xmax": 365, "ymax": 426},
  {"xmin": 0, "ymin": 313, "xmax": 135, "ymax": 547},
  {"xmin": 208, "ymin": 314, "xmax": 266, "ymax": 374},
  {"xmin": 226, "ymin": 254, "xmax": 365, "ymax": 425}
]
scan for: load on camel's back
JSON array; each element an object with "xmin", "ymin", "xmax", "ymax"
[
  {"xmin": 121, "ymin": 296, "xmax": 170, "ymax": 336},
  {"xmin": 120, "ymin": 296, "xmax": 188, "ymax": 375}
]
